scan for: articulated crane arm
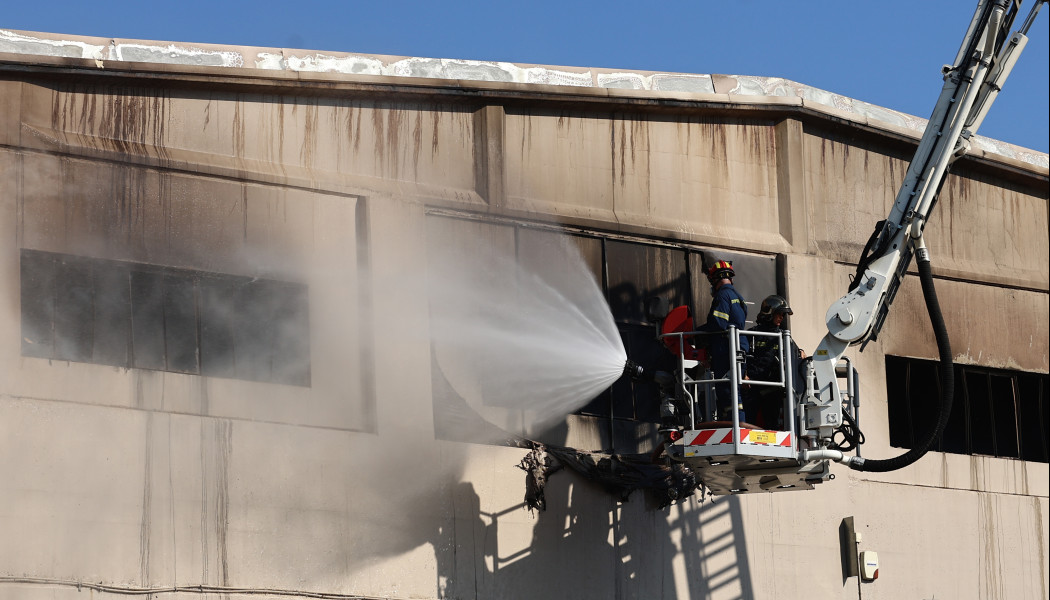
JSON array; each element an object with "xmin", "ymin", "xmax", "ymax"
[{"xmin": 802, "ymin": 0, "xmax": 1045, "ymax": 470}]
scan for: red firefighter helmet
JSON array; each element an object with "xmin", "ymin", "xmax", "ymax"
[{"xmin": 706, "ymin": 260, "xmax": 735, "ymax": 283}]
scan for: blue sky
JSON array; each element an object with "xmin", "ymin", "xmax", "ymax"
[{"xmin": 5, "ymin": 0, "xmax": 1049, "ymax": 153}]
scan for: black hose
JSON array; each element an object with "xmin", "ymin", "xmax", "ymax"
[
  {"xmin": 832, "ymin": 408, "xmax": 866, "ymax": 453},
  {"xmin": 850, "ymin": 250, "xmax": 954, "ymax": 472}
]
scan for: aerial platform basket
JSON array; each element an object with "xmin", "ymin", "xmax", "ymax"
[
  {"xmin": 658, "ymin": 327, "xmax": 850, "ymax": 495},
  {"xmin": 666, "ymin": 423, "xmax": 830, "ymax": 494}
]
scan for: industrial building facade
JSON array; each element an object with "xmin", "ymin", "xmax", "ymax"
[{"xmin": 0, "ymin": 30, "xmax": 1047, "ymax": 599}]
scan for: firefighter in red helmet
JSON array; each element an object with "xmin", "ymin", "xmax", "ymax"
[{"xmin": 699, "ymin": 259, "xmax": 749, "ymax": 421}]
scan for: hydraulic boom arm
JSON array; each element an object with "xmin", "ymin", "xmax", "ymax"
[{"xmin": 803, "ymin": 0, "xmax": 1045, "ymax": 460}]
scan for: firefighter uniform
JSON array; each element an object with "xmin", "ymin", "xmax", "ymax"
[
  {"xmin": 747, "ymin": 321, "xmax": 802, "ymax": 429},
  {"xmin": 702, "ymin": 283, "xmax": 749, "ymax": 351},
  {"xmin": 746, "ymin": 295, "xmax": 801, "ymax": 429},
  {"xmin": 700, "ymin": 282, "xmax": 748, "ymax": 419}
]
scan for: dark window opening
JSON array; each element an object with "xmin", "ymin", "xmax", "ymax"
[
  {"xmin": 584, "ymin": 240, "xmax": 692, "ymax": 422},
  {"xmin": 20, "ymin": 249, "xmax": 310, "ymax": 387},
  {"xmin": 886, "ymin": 356, "xmax": 1048, "ymax": 463},
  {"xmin": 426, "ymin": 213, "xmax": 780, "ymax": 448}
]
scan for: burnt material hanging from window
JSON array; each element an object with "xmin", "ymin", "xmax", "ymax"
[
  {"xmin": 886, "ymin": 355, "xmax": 1048, "ymax": 463},
  {"xmin": 20, "ymin": 249, "xmax": 310, "ymax": 386}
]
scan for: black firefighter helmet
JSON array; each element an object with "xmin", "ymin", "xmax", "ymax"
[{"xmin": 757, "ymin": 294, "xmax": 793, "ymax": 325}]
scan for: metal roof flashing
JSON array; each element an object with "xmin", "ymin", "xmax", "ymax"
[{"xmin": 1, "ymin": 28, "xmax": 1046, "ymax": 170}]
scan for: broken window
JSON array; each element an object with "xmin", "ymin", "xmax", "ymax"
[
  {"xmin": 885, "ymin": 355, "xmax": 1048, "ymax": 463},
  {"xmin": 20, "ymin": 249, "xmax": 310, "ymax": 386},
  {"xmin": 589, "ymin": 240, "xmax": 690, "ymax": 422}
]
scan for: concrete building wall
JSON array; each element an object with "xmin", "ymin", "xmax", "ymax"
[{"xmin": 0, "ymin": 32, "xmax": 1047, "ymax": 600}]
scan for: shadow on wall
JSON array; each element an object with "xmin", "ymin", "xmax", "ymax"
[
  {"xmin": 435, "ymin": 476, "xmax": 754, "ymax": 599},
  {"xmin": 428, "ymin": 336, "xmax": 753, "ymax": 598}
]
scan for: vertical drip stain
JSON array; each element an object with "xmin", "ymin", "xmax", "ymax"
[
  {"xmin": 276, "ymin": 99, "xmax": 286, "ymax": 174},
  {"xmin": 215, "ymin": 419, "xmax": 232, "ymax": 587},
  {"xmin": 372, "ymin": 106, "xmax": 386, "ymax": 174},
  {"xmin": 522, "ymin": 110, "xmax": 532, "ymax": 157},
  {"xmin": 15, "ymin": 151, "xmax": 24, "ymax": 247},
  {"xmin": 167, "ymin": 415, "xmax": 179, "ymax": 586},
  {"xmin": 412, "ymin": 110, "xmax": 423, "ymax": 181},
  {"xmin": 613, "ymin": 116, "xmax": 621, "ymax": 187},
  {"xmin": 232, "ymin": 95, "xmax": 245, "ymax": 161},
  {"xmin": 1035, "ymin": 497, "xmax": 1048, "ymax": 599},
  {"xmin": 329, "ymin": 102, "xmax": 343, "ymax": 168},
  {"xmin": 161, "ymin": 175, "xmax": 172, "ymax": 254},
  {"xmin": 61, "ymin": 157, "xmax": 74, "ymax": 243},
  {"xmin": 431, "ymin": 109, "xmax": 440, "ymax": 159},
  {"xmin": 300, "ymin": 97, "xmax": 318, "ymax": 168},
  {"xmin": 198, "ymin": 379, "xmax": 210, "ymax": 584},
  {"xmin": 632, "ymin": 117, "xmax": 651, "ymax": 210},
  {"xmin": 352, "ymin": 102, "xmax": 363, "ymax": 155},
  {"xmin": 241, "ymin": 185, "xmax": 249, "ymax": 243},
  {"xmin": 712, "ymin": 121, "xmax": 729, "ymax": 181},
  {"xmin": 50, "ymin": 85, "xmax": 63, "ymax": 136},
  {"xmin": 139, "ymin": 411, "xmax": 154, "ymax": 586},
  {"xmin": 386, "ymin": 107, "xmax": 403, "ymax": 179},
  {"xmin": 199, "ymin": 418, "xmax": 209, "ymax": 585}
]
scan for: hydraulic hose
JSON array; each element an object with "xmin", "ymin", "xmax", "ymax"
[{"xmin": 848, "ymin": 246, "xmax": 954, "ymax": 472}]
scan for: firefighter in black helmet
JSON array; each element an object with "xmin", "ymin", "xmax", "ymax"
[{"xmin": 746, "ymin": 294, "xmax": 805, "ymax": 429}]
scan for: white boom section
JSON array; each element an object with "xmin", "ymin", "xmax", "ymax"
[{"xmin": 803, "ymin": 0, "xmax": 1044, "ymax": 445}]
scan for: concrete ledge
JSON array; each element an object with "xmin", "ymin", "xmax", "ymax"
[{"xmin": 2, "ymin": 28, "xmax": 1046, "ymax": 170}]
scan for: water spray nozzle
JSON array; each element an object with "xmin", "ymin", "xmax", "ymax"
[{"xmin": 623, "ymin": 359, "xmax": 647, "ymax": 381}]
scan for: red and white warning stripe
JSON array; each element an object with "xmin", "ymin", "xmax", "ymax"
[{"xmin": 681, "ymin": 428, "xmax": 792, "ymax": 447}]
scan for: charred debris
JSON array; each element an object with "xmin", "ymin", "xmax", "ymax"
[{"xmin": 515, "ymin": 440, "xmax": 708, "ymax": 512}]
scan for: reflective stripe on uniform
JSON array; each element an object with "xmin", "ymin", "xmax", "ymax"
[{"xmin": 713, "ymin": 310, "xmax": 729, "ymax": 320}]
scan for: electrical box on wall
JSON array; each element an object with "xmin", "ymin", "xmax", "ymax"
[{"xmin": 860, "ymin": 551, "xmax": 879, "ymax": 582}]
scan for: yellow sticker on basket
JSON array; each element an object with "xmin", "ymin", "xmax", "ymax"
[{"xmin": 750, "ymin": 431, "xmax": 777, "ymax": 444}]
